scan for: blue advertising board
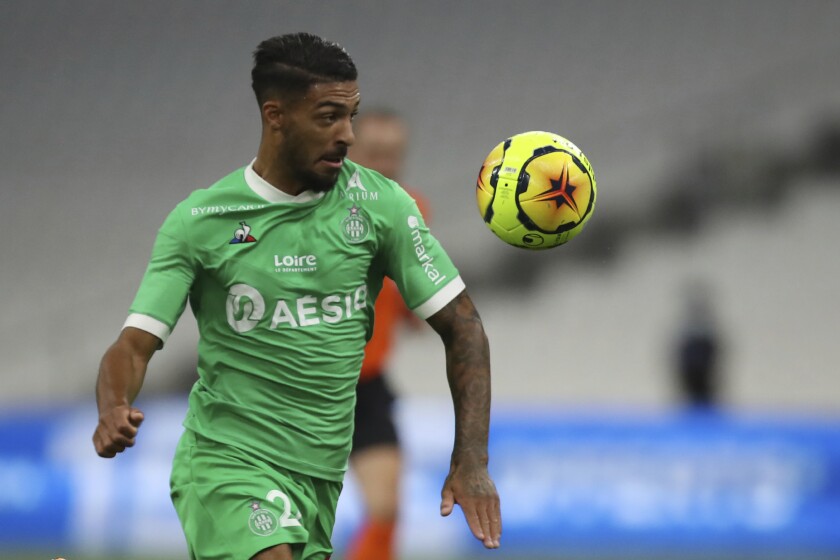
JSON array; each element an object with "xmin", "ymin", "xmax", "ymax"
[
  {"xmin": 1, "ymin": 399, "xmax": 838, "ymax": 557},
  {"xmin": 486, "ymin": 407, "xmax": 840, "ymax": 556}
]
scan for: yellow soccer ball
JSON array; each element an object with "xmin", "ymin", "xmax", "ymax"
[{"xmin": 476, "ymin": 131, "xmax": 596, "ymax": 249}]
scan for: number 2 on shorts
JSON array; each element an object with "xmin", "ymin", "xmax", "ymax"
[{"xmin": 266, "ymin": 489, "xmax": 303, "ymax": 527}]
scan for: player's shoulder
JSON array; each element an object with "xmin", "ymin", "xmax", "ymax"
[
  {"xmin": 186, "ymin": 166, "xmax": 249, "ymax": 202},
  {"xmin": 171, "ymin": 166, "xmax": 261, "ymax": 215},
  {"xmin": 340, "ymin": 160, "xmax": 415, "ymax": 209}
]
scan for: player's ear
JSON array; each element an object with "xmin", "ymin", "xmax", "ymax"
[{"xmin": 261, "ymin": 99, "xmax": 284, "ymax": 131}]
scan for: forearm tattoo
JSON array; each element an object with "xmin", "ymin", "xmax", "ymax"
[{"xmin": 429, "ymin": 291, "xmax": 491, "ymax": 466}]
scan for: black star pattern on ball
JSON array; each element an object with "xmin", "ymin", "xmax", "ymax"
[{"xmin": 532, "ymin": 161, "xmax": 580, "ymax": 215}]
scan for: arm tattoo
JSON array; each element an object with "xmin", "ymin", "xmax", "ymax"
[{"xmin": 428, "ymin": 290, "xmax": 491, "ymax": 467}]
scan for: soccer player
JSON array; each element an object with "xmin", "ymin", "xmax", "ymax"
[
  {"xmin": 345, "ymin": 110, "xmax": 425, "ymax": 560},
  {"xmin": 92, "ymin": 32, "xmax": 501, "ymax": 560}
]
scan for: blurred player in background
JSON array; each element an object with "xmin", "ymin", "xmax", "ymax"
[
  {"xmin": 345, "ymin": 110, "xmax": 427, "ymax": 560},
  {"xmin": 673, "ymin": 279, "xmax": 725, "ymax": 408},
  {"xmin": 92, "ymin": 32, "xmax": 501, "ymax": 560}
]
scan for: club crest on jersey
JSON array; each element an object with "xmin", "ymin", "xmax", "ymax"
[
  {"xmin": 230, "ymin": 221, "xmax": 257, "ymax": 244},
  {"xmin": 247, "ymin": 501, "xmax": 277, "ymax": 536},
  {"xmin": 341, "ymin": 205, "xmax": 370, "ymax": 244}
]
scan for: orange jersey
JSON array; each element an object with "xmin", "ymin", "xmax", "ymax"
[
  {"xmin": 360, "ymin": 278, "xmax": 412, "ymax": 381},
  {"xmin": 360, "ymin": 188, "xmax": 429, "ymax": 381}
]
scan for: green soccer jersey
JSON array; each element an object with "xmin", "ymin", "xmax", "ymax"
[{"xmin": 125, "ymin": 161, "xmax": 464, "ymax": 481}]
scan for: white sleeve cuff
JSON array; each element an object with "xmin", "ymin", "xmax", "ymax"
[
  {"xmin": 412, "ymin": 275, "xmax": 466, "ymax": 319},
  {"xmin": 123, "ymin": 313, "xmax": 171, "ymax": 346}
]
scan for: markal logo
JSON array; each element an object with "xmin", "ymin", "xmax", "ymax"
[
  {"xmin": 230, "ymin": 221, "xmax": 257, "ymax": 244},
  {"xmin": 407, "ymin": 215, "xmax": 447, "ymax": 285},
  {"xmin": 274, "ymin": 253, "xmax": 317, "ymax": 273}
]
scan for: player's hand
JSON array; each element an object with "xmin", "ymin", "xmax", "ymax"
[
  {"xmin": 440, "ymin": 463, "xmax": 502, "ymax": 549},
  {"xmin": 93, "ymin": 405, "xmax": 144, "ymax": 458}
]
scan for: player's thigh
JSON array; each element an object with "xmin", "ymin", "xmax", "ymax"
[
  {"xmin": 252, "ymin": 543, "xmax": 295, "ymax": 560},
  {"xmin": 349, "ymin": 444, "xmax": 401, "ymax": 519}
]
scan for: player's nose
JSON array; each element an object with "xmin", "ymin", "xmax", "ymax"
[{"xmin": 338, "ymin": 116, "xmax": 355, "ymax": 146}]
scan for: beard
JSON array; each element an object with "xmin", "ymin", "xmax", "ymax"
[
  {"xmin": 304, "ymin": 168, "xmax": 340, "ymax": 193},
  {"xmin": 281, "ymin": 128, "xmax": 343, "ymax": 193}
]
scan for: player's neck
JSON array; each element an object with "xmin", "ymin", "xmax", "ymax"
[{"xmin": 253, "ymin": 146, "xmax": 305, "ymax": 197}]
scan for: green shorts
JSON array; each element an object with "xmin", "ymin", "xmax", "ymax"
[{"xmin": 170, "ymin": 429, "xmax": 342, "ymax": 560}]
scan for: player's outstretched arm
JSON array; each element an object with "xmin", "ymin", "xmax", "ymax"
[
  {"xmin": 426, "ymin": 290, "xmax": 501, "ymax": 549},
  {"xmin": 93, "ymin": 327, "xmax": 160, "ymax": 458}
]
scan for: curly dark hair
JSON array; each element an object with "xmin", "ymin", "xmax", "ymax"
[{"xmin": 251, "ymin": 32, "xmax": 358, "ymax": 106}]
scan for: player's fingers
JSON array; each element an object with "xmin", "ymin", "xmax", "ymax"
[
  {"xmin": 477, "ymin": 494, "xmax": 501, "ymax": 543},
  {"xmin": 116, "ymin": 426, "xmax": 137, "ymax": 446},
  {"xmin": 440, "ymin": 486, "xmax": 455, "ymax": 517},
  {"xmin": 480, "ymin": 498, "xmax": 501, "ymax": 548},
  {"xmin": 92, "ymin": 431, "xmax": 109, "ymax": 457},
  {"xmin": 102, "ymin": 426, "xmax": 137, "ymax": 453},
  {"xmin": 117, "ymin": 422, "xmax": 139, "ymax": 438},
  {"xmin": 94, "ymin": 434, "xmax": 122, "ymax": 458},
  {"xmin": 476, "ymin": 502, "xmax": 496, "ymax": 548},
  {"xmin": 488, "ymin": 499, "xmax": 502, "ymax": 547},
  {"xmin": 461, "ymin": 501, "xmax": 486, "ymax": 541},
  {"xmin": 129, "ymin": 408, "xmax": 145, "ymax": 427},
  {"xmin": 105, "ymin": 436, "xmax": 127, "ymax": 451},
  {"xmin": 100, "ymin": 445, "xmax": 119, "ymax": 458}
]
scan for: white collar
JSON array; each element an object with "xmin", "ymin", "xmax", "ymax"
[{"xmin": 244, "ymin": 159, "xmax": 326, "ymax": 204}]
